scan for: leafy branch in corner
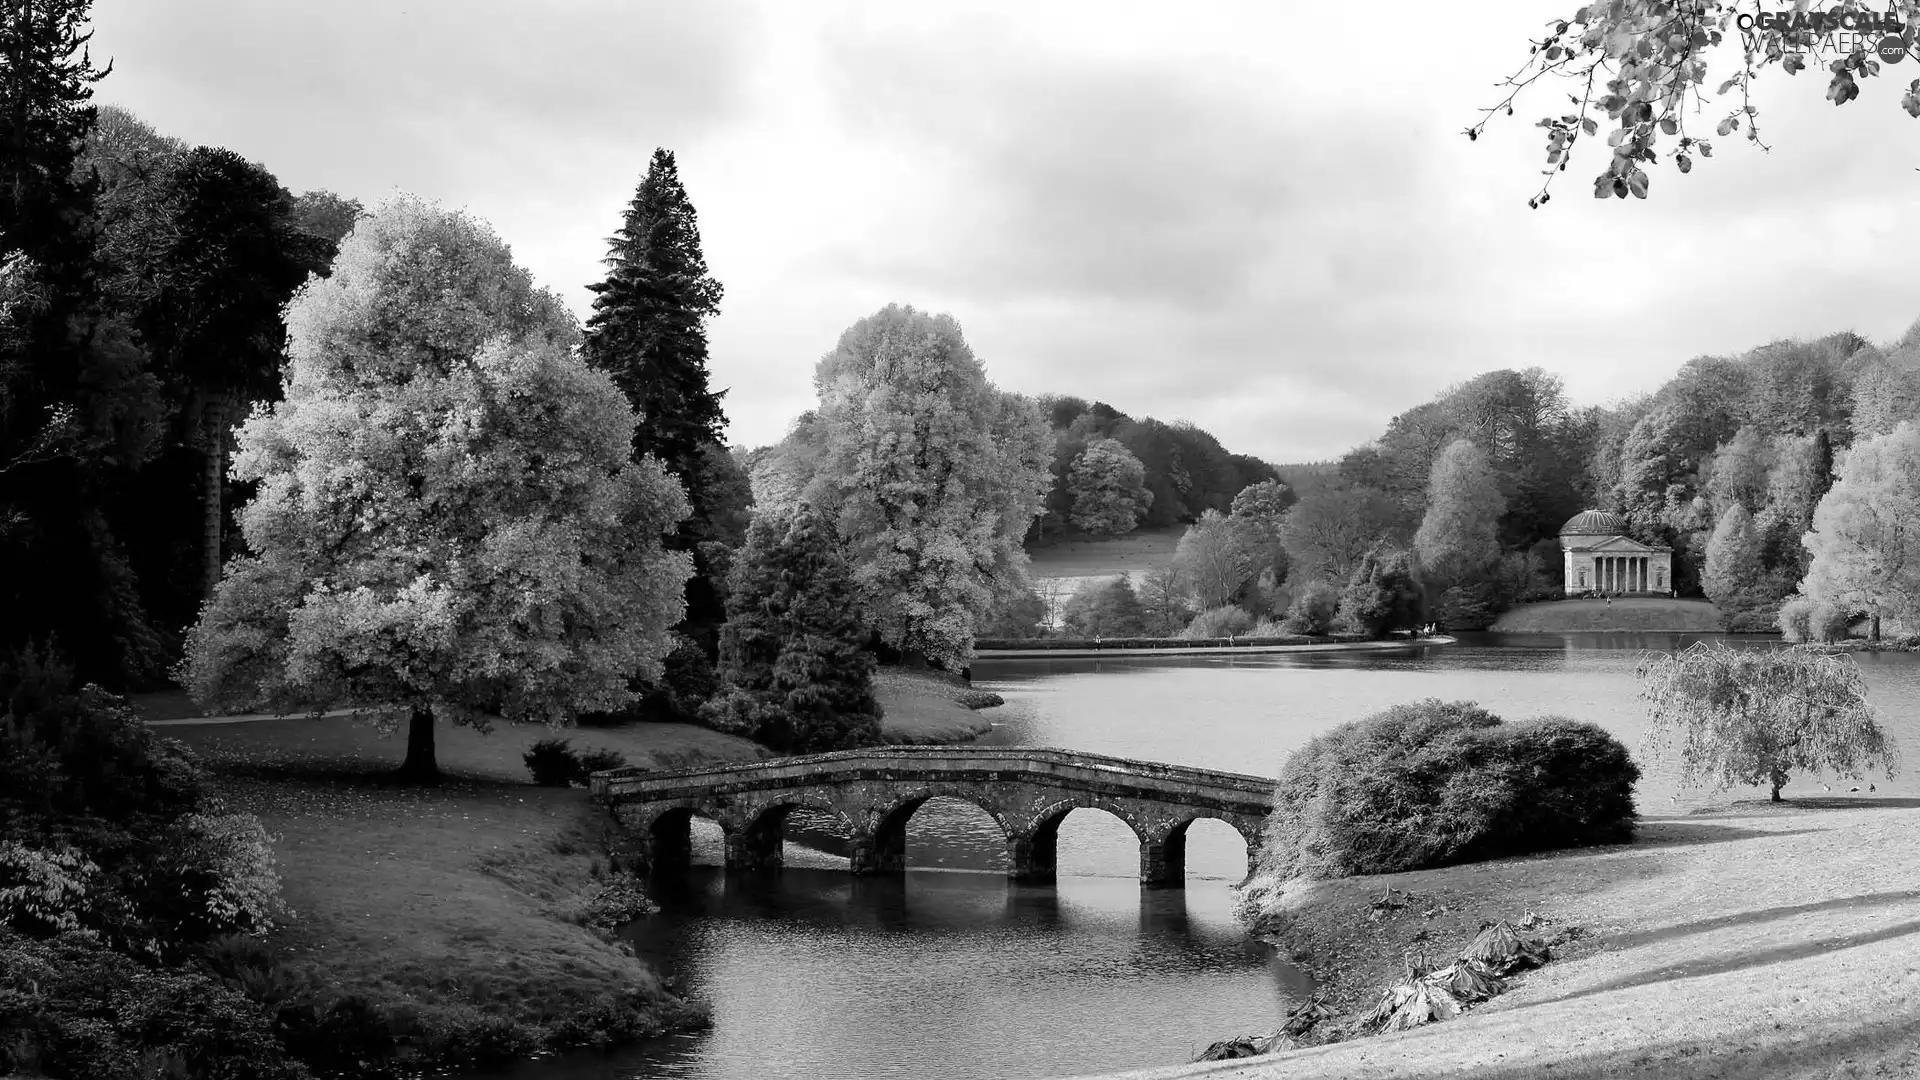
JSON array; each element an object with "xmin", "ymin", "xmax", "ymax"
[{"xmin": 1468, "ymin": 1, "xmax": 1920, "ymax": 206}]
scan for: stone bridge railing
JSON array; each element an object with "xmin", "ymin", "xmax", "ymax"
[{"xmin": 590, "ymin": 746, "xmax": 1277, "ymax": 887}]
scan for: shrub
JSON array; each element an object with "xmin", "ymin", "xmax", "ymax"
[
  {"xmin": 1433, "ymin": 583, "xmax": 1497, "ymax": 631},
  {"xmin": 980, "ymin": 587, "xmax": 1050, "ymax": 639},
  {"xmin": 1281, "ymin": 581, "xmax": 1341, "ymax": 636},
  {"xmin": 524, "ymin": 739, "xmax": 579, "ymax": 787},
  {"xmin": 574, "ymin": 747, "xmax": 628, "ymax": 779},
  {"xmin": 1811, "ymin": 601, "xmax": 1854, "ymax": 643},
  {"xmin": 1061, "ymin": 576, "xmax": 1148, "ymax": 638},
  {"xmin": 0, "ymin": 842, "xmax": 105, "ymax": 940},
  {"xmin": 1258, "ymin": 699, "xmax": 1639, "ymax": 882},
  {"xmin": 0, "ymin": 930, "xmax": 307, "ymax": 1080},
  {"xmin": 1182, "ymin": 605, "xmax": 1256, "ymax": 639},
  {"xmin": 145, "ymin": 810, "xmax": 287, "ymax": 940},
  {"xmin": 1336, "ymin": 546, "xmax": 1424, "ymax": 638},
  {"xmin": 1777, "ymin": 595, "xmax": 1814, "ymax": 642}
]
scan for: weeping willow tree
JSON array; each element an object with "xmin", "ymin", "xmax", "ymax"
[{"xmin": 1635, "ymin": 642, "xmax": 1898, "ymax": 802}]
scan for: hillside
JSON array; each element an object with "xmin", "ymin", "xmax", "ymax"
[{"xmin": 1489, "ymin": 598, "xmax": 1726, "ymax": 633}]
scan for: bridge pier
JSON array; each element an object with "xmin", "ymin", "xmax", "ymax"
[
  {"xmin": 1008, "ymin": 822, "xmax": 1059, "ymax": 884},
  {"xmin": 724, "ymin": 818, "xmax": 785, "ymax": 874},
  {"xmin": 1140, "ymin": 831, "xmax": 1187, "ymax": 889},
  {"xmin": 849, "ymin": 823, "xmax": 906, "ymax": 876}
]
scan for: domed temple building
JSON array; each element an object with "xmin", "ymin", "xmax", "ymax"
[{"xmin": 1559, "ymin": 510, "xmax": 1672, "ymax": 596}]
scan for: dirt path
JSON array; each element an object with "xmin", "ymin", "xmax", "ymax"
[{"xmin": 1090, "ymin": 799, "xmax": 1920, "ymax": 1080}]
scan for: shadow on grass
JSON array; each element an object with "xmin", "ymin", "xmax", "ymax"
[
  {"xmin": 1689, "ymin": 796, "xmax": 1920, "ymax": 813},
  {"xmin": 206, "ymin": 755, "xmax": 539, "ymax": 794},
  {"xmin": 1625, "ymin": 821, "xmax": 1830, "ymax": 848},
  {"xmin": 1592, "ymin": 888, "xmax": 1920, "ymax": 953},
  {"xmin": 1510, "ymin": 916, "xmax": 1920, "ymax": 1013},
  {"xmin": 1459, "ymin": 1005, "xmax": 1920, "ymax": 1079}
]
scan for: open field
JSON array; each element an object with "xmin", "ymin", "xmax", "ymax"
[
  {"xmin": 1490, "ymin": 598, "xmax": 1727, "ymax": 634},
  {"xmin": 1099, "ymin": 798, "xmax": 1920, "ymax": 1080},
  {"xmin": 1027, "ymin": 527, "xmax": 1184, "ymax": 581}
]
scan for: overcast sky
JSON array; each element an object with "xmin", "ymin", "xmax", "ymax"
[{"xmin": 90, "ymin": 0, "xmax": 1920, "ymax": 464}]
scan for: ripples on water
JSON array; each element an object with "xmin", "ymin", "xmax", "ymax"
[{"xmin": 479, "ymin": 633, "xmax": 1920, "ymax": 1080}]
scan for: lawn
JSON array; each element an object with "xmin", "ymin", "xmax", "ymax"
[
  {"xmin": 1489, "ymin": 598, "xmax": 1726, "ymax": 633},
  {"xmin": 1129, "ymin": 797, "xmax": 1920, "ymax": 1080},
  {"xmin": 1027, "ymin": 526, "xmax": 1184, "ymax": 581}
]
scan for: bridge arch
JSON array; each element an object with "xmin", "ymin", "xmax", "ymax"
[
  {"xmin": 861, "ymin": 786, "xmax": 1017, "ymax": 876},
  {"xmin": 614, "ymin": 800, "xmax": 722, "ymax": 876},
  {"xmin": 1011, "ymin": 797, "xmax": 1150, "ymax": 884},
  {"xmin": 725, "ymin": 796, "xmax": 860, "ymax": 874},
  {"xmin": 1155, "ymin": 813, "xmax": 1264, "ymax": 885}
]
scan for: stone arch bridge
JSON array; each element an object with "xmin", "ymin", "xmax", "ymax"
[{"xmin": 589, "ymin": 746, "xmax": 1275, "ymax": 888}]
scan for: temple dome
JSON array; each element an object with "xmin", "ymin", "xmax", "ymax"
[{"xmin": 1560, "ymin": 509, "xmax": 1628, "ymax": 537}]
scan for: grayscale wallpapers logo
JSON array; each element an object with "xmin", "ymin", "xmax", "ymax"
[{"xmin": 1733, "ymin": 7, "xmax": 1911, "ymax": 63}]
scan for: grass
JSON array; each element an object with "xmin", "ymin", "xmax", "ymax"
[
  {"xmin": 130, "ymin": 705, "xmax": 776, "ymax": 1071},
  {"xmin": 1490, "ymin": 598, "xmax": 1726, "ymax": 634},
  {"xmin": 1133, "ymin": 797, "xmax": 1920, "ymax": 1080},
  {"xmin": 1027, "ymin": 526, "xmax": 1184, "ymax": 581},
  {"xmin": 873, "ymin": 667, "xmax": 997, "ymax": 744}
]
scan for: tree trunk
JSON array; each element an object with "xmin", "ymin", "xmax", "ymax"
[
  {"xmin": 202, "ymin": 398, "xmax": 226, "ymax": 602},
  {"xmin": 396, "ymin": 705, "xmax": 440, "ymax": 784},
  {"xmin": 1870, "ymin": 613, "xmax": 1882, "ymax": 643},
  {"xmin": 1770, "ymin": 769, "xmax": 1787, "ymax": 802}
]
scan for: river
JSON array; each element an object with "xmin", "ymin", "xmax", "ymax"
[{"xmin": 485, "ymin": 632, "xmax": 1920, "ymax": 1080}]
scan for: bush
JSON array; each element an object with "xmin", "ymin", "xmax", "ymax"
[
  {"xmin": 1259, "ymin": 699, "xmax": 1639, "ymax": 882},
  {"xmin": 980, "ymin": 587, "xmax": 1050, "ymax": 640},
  {"xmin": 144, "ymin": 810, "xmax": 287, "ymax": 940},
  {"xmin": 524, "ymin": 739, "xmax": 578, "ymax": 787},
  {"xmin": 575, "ymin": 747, "xmax": 628, "ymax": 778},
  {"xmin": 1434, "ymin": 583, "xmax": 1498, "ymax": 631},
  {"xmin": 1777, "ymin": 595, "xmax": 1814, "ymax": 642},
  {"xmin": 1061, "ymin": 576, "xmax": 1148, "ymax": 638},
  {"xmin": 1281, "ymin": 581, "xmax": 1341, "ymax": 636},
  {"xmin": 1182, "ymin": 605, "xmax": 1256, "ymax": 639},
  {"xmin": 0, "ymin": 842, "xmax": 106, "ymax": 940},
  {"xmin": 0, "ymin": 930, "xmax": 307, "ymax": 1080}
]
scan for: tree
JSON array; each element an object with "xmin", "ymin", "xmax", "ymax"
[
  {"xmin": 1702, "ymin": 502, "xmax": 1766, "ymax": 610},
  {"xmin": 101, "ymin": 145, "xmax": 333, "ymax": 608},
  {"xmin": 1637, "ymin": 641, "xmax": 1898, "ymax": 802},
  {"xmin": 1137, "ymin": 563, "xmax": 1191, "ymax": 637},
  {"xmin": 1473, "ymin": 3, "xmax": 1920, "ymax": 207},
  {"xmin": 179, "ymin": 197, "xmax": 694, "ymax": 783},
  {"xmin": 1172, "ymin": 509, "xmax": 1253, "ymax": 610},
  {"xmin": 1800, "ymin": 422, "xmax": 1920, "ymax": 639},
  {"xmin": 805, "ymin": 305, "xmax": 1051, "ymax": 669},
  {"xmin": 1065, "ymin": 437, "xmax": 1152, "ymax": 535},
  {"xmin": 1279, "ymin": 485, "xmax": 1405, "ymax": 584},
  {"xmin": 1229, "ymin": 479, "xmax": 1294, "ymax": 588},
  {"xmin": 287, "ymin": 190, "xmax": 363, "ymax": 248},
  {"xmin": 700, "ymin": 504, "xmax": 883, "ymax": 754},
  {"xmin": 1337, "ymin": 545, "xmax": 1425, "ymax": 639},
  {"xmin": 1060, "ymin": 576, "xmax": 1148, "ymax": 638},
  {"xmin": 1413, "ymin": 439, "xmax": 1507, "ymax": 587},
  {"xmin": 582, "ymin": 149, "xmax": 726, "ymax": 498}
]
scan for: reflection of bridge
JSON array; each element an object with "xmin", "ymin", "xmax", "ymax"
[{"xmin": 590, "ymin": 746, "xmax": 1274, "ymax": 887}]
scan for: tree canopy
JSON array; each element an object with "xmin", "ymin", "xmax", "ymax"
[
  {"xmin": 180, "ymin": 196, "xmax": 693, "ymax": 782},
  {"xmin": 1065, "ymin": 437, "xmax": 1152, "ymax": 535},
  {"xmin": 1636, "ymin": 641, "xmax": 1898, "ymax": 801}
]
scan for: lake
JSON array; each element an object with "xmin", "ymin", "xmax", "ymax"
[{"xmin": 483, "ymin": 632, "xmax": 1920, "ymax": 1080}]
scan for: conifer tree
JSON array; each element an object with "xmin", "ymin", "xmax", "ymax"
[
  {"xmin": 701, "ymin": 504, "xmax": 884, "ymax": 755},
  {"xmin": 581, "ymin": 149, "xmax": 734, "ymax": 712},
  {"xmin": 1337, "ymin": 545, "xmax": 1425, "ymax": 639}
]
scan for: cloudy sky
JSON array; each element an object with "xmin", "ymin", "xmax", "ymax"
[{"xmin": 91, "ymin": 0, "xmax": 1920, "ymax": 464}]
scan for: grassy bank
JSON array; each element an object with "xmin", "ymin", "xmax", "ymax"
[
  {"xmin": 138, "ymin": 713, "xmax": 772, "ymax": 1073},
  {"xmin": 1489, "ymin": 598, "xmax": 1725, "ymax": 634},
  {"xmin": 1111, "ymin": 798, "xmax": 1920, "ymax": 1080},
  {"xmin": 1027, "ymin": 526, "xmax": 1183, "ymax": 581},
  {"xmin": 874, "ymin": 667, "xmax": 998, "ymax": 744}
]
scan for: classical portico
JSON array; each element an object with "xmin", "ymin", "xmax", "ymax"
[{"xmin": 1560, "ymin": 509, "xmax": 1672, "ymax": 596}]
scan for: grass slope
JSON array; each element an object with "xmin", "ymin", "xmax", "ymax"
[
  {"xmin": 1107, "ymin": 798, "xmax": 1920, "ymax": 1080},
  {"xmin": 1027, "ymin": 526, "xmax": 1184, "ymax": 582},
  {"xmin": 1490, "ymin": 598, "xmax": 1727, "ymax": 634}
]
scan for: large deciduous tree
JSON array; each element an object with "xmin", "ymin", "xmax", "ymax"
[
  {"xmin": 805, "ymin": 304, "xmax": 1051, "ymax": 670},
  {"xmin": 1173, "ymin": 509, "xmax": 1253, "ymax": 611},
  {"xmin": 1337, "ymin": 545, "xmax": 1425, "ymax": 639},
  {"xmin": 179, "ymin": 197, "xmax": 694, "ymax": 783},
  {"xmin": 1065, "ymin": 436, "xmax": 1152, "ymax": 535},
  {"xmin": 1637, "ymin": 641, "xmax": 1897, "ymax": 802},
  {"xmin": 1414, "ymin": 439, "xmax": 1507, "ymax": 587},
  {"xmin": 1475, "ymin": 3, "xmax": 1920, "ymax": 207},
  {"xmin": 1701, "ymin": 501, "xmax": 1766, "ymax": 611},
  {"xmin": 700, "ymin": 503, "xmax": 883, "ymax": 754},
  {"xmin": 1279, "ymin": 485, "xmax": 1405, "ymax": 585},
  {"xmin": 1799, "ymin": 422, "xmax": 1920, "ymax": 639}
]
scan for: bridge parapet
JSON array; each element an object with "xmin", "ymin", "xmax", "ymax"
[{"xmin": 592, "ymin": 746, "xmax": 1276, "ymax": 889}]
